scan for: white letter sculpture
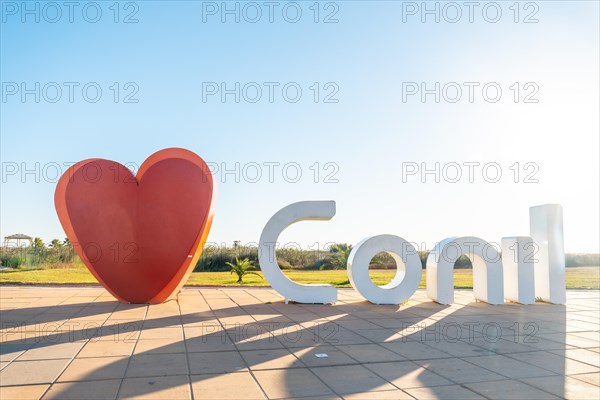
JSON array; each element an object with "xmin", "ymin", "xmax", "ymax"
[
  {"xmin": 259, "ymin": 201, "xmax": 337, "ymax": 304},
  {"xmin": 501, "ymin": 237, "xmax": 536, "ymax": 304},
  {"xmin": 347, "ymin": 235, "xmax": 422, "ymax": 305},
  {"xmin": 427, "ymin": 237, "xmax": 504, "ymax": 305},
  {"xmin": 530, "ymin": 204, "xmax": 565, "ymax": 304}
]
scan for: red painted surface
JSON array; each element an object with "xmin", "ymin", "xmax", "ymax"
[{"xmin": 55, "ymin": 148, "xmax": 216, "ymax": 303}]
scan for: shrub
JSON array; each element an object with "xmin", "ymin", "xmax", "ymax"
[
  {"xmin": 226, "ymin": 257, "xmax": 262, "ymax": 284},
  {"xmin": 6, "ymin": 256, "xmax": 24, "ymax": 268},
  {"xmin": 278, "ymin": 260, "xmax": 293, "ymax": 270}
]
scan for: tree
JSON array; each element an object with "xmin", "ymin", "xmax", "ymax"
[
  {"xmin": 49, "ymin": 239, "xmax": 63, "ymax": 249},
  {"xmin": 226, "ymin": 257, "xmax": 262, "ymax": 284},
  {"xmin": 32, "ymin": 237, "xmax": 44, "ymax": 249},
  {"xmin": 329, "ymin": 243, "xmax": 352, "ymax": 253},
  {"xmin": 325, "ymin": 244, "xmax": 353, "ymax": 270}
]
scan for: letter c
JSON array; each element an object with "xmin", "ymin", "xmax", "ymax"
[{"xmin": 259, "ymin": 201, "xmax": 337, "ymax": 304}]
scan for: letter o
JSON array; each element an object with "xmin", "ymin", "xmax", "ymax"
[
  {"xmin": 42, "ymin": 2, "xmax": 62, "ymax": 23},
  {"xmin": 82, "ymin": 2, "xmax": 102, "ymax": 23},
  {"xmin": 282, "ymin": 82, "xmax": 302, "ymax": 103},
  {"xmin": 42, "ymin": 82, "xmax": 62, "ymax": 103},
  {"xmin": 282, "ymin": 2, "xmax": 302, "ymax": 23},
  {"xmin": 242, "ymin": 2, "xmax": 262, "ymax": 22},
  {"xmin": 482, "ymin": 2, "xmax": 502, "ymax": 23},
  {"xmin": 442, "ymin": 2, "xmax": 461, "ymax": 23},
  {"xmin": 347, "ymin": 235, "xmax": 422, "ymax": 305},
  {"xmin": 82, "ymin": 82, "xmax": 102, "ymax": 103}
]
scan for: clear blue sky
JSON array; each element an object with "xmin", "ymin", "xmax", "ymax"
[{"xmin": 1, "ymin": 1, "xmax": 598, "ymax": 252}]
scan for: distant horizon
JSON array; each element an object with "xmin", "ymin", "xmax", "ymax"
[{"xmin": 2, "ymin": 233, "xmax": 599, "ymax": 256}]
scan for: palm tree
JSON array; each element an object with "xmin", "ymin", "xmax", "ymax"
[
  {"xmin": 32, "ymin": 237, "xmax": 44, "ymax": 249},
  {"xmin": 226, "ymin": 257, "xmax": 261, "ymax": 284},
  {"xmin": 49, "ymin": 239, "xmax": 63, "ymax": 249},
  {"xmin": 326, "ymin": 244, "xmax": 353, "ymax": 270}
]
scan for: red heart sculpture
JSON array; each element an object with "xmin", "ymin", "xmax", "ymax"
[{"xmin": 55, "ymin": 148, "xmax": 216, "ymax": 303}]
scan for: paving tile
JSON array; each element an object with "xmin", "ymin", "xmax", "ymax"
[
  {"xmin": 253, "ymin": 368, "xmax": 335, "ymax": 399},
  {"xmin": 464, "ymin": 379, "xmax": 560, "ymax": 399},
  {"xmin": 2, "ymin": 287, "xmax": 599, "ymax": 400},
  {"xmin": 182, "ymin": 324, "xmax": 223, "ymax": 339},
  {"xmin": 235, "ymin": 336, "xmax": 287, "ymax": 351},
  {"xmin": 126, "ymin": 353, "xmax": 189, "ymax": 378},
  {"xmin": 133, "ymin": 339, "xmax": 186, "ymax": 355},
  {"xmin": 464, "ymin": 354, "xmax": 557, "ymax": 379},
  {"xmin": 554, "ymin": 348, "xmax": 600, "ymax": 367},
  {"xmin": 514, "ymin": 337, "xmax": 576, "ymax": 351},
  {"xmin": 17, "ymin": 342, "xmax": 86, "ymax": 361},
  {"xmin": 0, "ymin": 345, "xmax": 27, "ymax": 362},
  {"xmin": 43, "ymin": 379, "xmax": 121, "ymax": 399},
  {"xmin": 540, "ymin": 333, "xmax": 599, "ymax": 348},
  {"xmin": 342, "ymin": 389, "xmax": 414, "ymax": 399},
  {"xmin": 292, "ymin": 345, "xmax": 358, "ymax": 367},
  {"xmin": 0, "ymin": 359, "xmax": 70, "ymax": 386},
  {"xmin": 520, "ymin": 375, "xmax": 600, "ymax": 399},
  {"xmin": 570, "ymin": 372, "xmax": 600, "ymax": 385},
  {"xmin": 190, "ymin": 371, "xmax": 265, "ymax": 399},
  {"xmin": 588, "ymin": 347, "xmax": 600, "ymax": 353},
  {"xmin": 381, "ymin": 341, "xmax": 451, "ymax": 360},
  {"xmin": 185, "ymin": 334, "xmax": 237, "ymax": 353},
  {"xmin": 320, "ymin": 328, "xmax": 373, "ymax": 346},
  {"xmin": 0, "ymin": 384, "xmax": 49, "ymax": 400},
  {"xmin": 335, "ymin": 344, "xmax": 405, "ymax": 363},
  {"xmin": 365, "ymin": 360, "xmax": 453, "ymax": 388},
  {"xmin": 404, "ymin": 384, "xmax": 484, "ymax": 399},
  {"xmin": 2, "ymin": 331, "xmax": 53, "ymax": 346},
  {"xmin": 241, "ymin": 349, "xmax": 304, "ymax": 370},
  {"xmin": 96, "ymin": 324, "xmax": 142, "ymax": 341},
  {"xmin": 335, "ymin": 320, "xmax": 384, "ymax": 331},
  {"xmin": 415, "ymin": 358, "xmax": 506, "ymax": 384},
  {"xmin": 507, "ymin": 351, "xmax": 599, "ymax": 375},
  {"xmin": 58, "ymin": 356, "xmax": 128, "ymax": 382},
  {"xmin": 188, "ymin": 350, "xmax": 247, "ymax": 374},
  {"xmin": 311, "ymin": 365, "xmax": 396, "ymax": 395},
  {"xmin": 277, "ymin": 329, "xmax": 323, "ymax": 348},
  {"xmin": 570, "ymin": 331, "xmax": 600, "ymax": 343},
  {"xmin": 142, "ymin": 316, "xmax": 184, "ymax": 329},
  {"xmin": 118, "ymin": 375, "xmax": 191, "ymax": 399},
  {"xmin": 76, "ymin": 339, "xmax": 135, "ymax": 358},
  {"xmin": 424, "ymin": 339, "xmax": 495, "ymax": 357},
  {"xmin": 465, "ymin": 338, "xmax": 538, "ymax": 354},
  {"xmin": 138, "ymin": 328, "xmax": 183, "ymax": 341},
  {"xmin": 350, "ymin": 329, "xmax": 399, "ymax": 343}
]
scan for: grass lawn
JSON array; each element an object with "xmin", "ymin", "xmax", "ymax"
[{"xmin": 1, "ymin": 264, "xmax": 598, "ymax": 289}]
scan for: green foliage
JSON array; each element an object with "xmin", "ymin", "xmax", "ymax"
[
  {"xmin": 454, "ymin": 255, "xmax": 473, "ymax": 269},
  {"xmin": 329, "ymin": 243, "xmax": 352, "ymax": 253},
  {"xmin": 226, "ymin": 257, "xmax": 262, "ymax": 284},
  {"xmin": 194, "ymin": 244, "xmax": 330, "ymax": 272},
  {"xmin": 0, "ymin": 239, "xmax": 77, "ymax": 268},
  {"xmin": 1, "ymin": 256, "xmax": 24, "ymax": 268},
  {"xmin": 193, "ymin": 244, "xmax": 485, "ymax": 272},
  {"xmin": 278, "ymin": 260, "xmax": 293, "ymax": 270},
  {"xmin": 566, "ymin": 253, "xmax": 600, "ymax": 267},
  {"xmin": 195, "ymin": 246, "xmax": 259, "ymax": 272},
  {"xmin": 323, "ymin": 243, "xmax": 353, "ymax": 270},
  {"xmin": 32, "ymin": 237, "xmax": 44, "ymax": 248}
]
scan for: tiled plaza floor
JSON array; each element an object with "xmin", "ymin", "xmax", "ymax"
[{"xmin": 0, "ymin": 286, "xmax": 598, "ymax": 399}]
